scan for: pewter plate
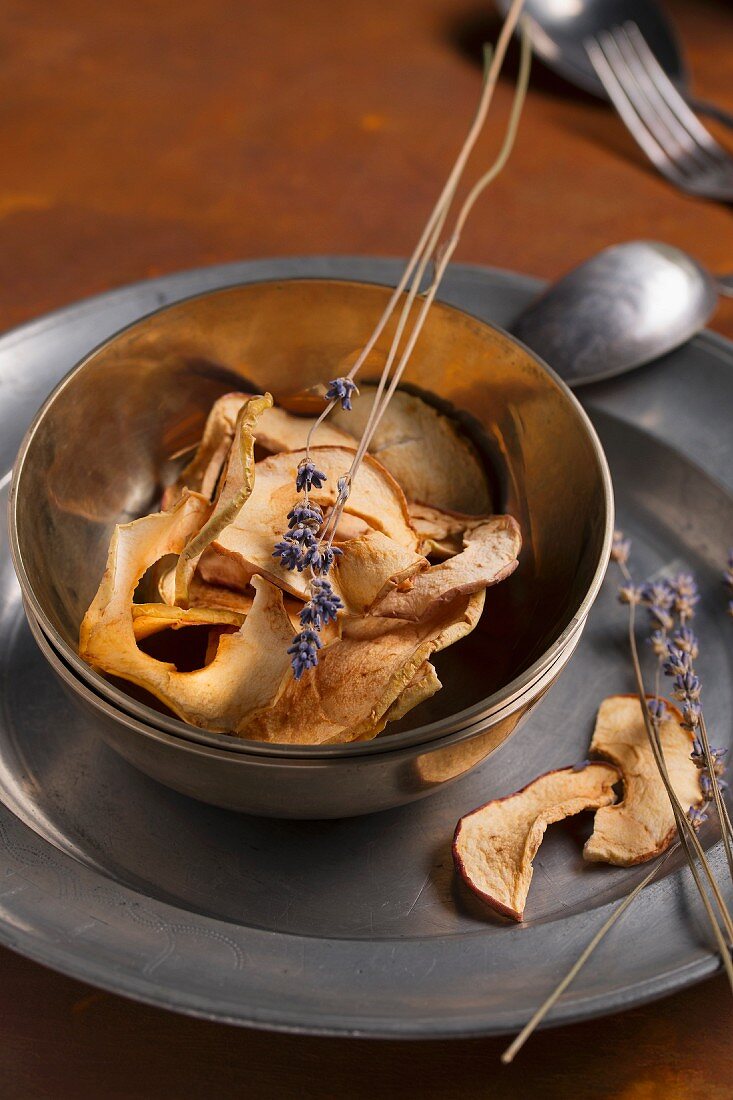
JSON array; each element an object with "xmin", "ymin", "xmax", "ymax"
[{"xmin": 0, "ymin": 258, "xmax": 731, "ymax": 1038}]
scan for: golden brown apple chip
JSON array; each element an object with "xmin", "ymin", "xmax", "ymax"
[
  {"xmin": 408, "ymin": 502, "xmax": 489, "ymax": 559},
  {"xmin": 381, "ymin": 661, "xmax": 441, "ymax": 726},
  {"xmin": 254, "ymin": 405, "xmax": 355, "ymax": 454},
  {"xmin": 175, "ymin": 394, "xmax": 273, "ymax": 606},
  {"xmin": 164, "ymin": 393, "xmax": 355, "ymax": 509},
  {"xmin": 203, "ymin": 445, "xmax": 418, "ymax": 602},
  {"xmin": 163, "ymin": 392, "xmax": 250, "ymax": 509},
  {"xmin": 131, "ymin": 603, "xmax": 245, "ymax": 641},
  {"xmin": 332, "ymin": 385, "xmax": 491, "ymax": 514},
  {"xmin": 156, "ymin": 563, "xmax": 255, "ymax": 616},
  {"xmin": 453, "ymin": 763, "xmax": 620, "ymax": 921},
  {"xmin": 79, "ymin": 493, "xmax": 294, "ymax": 732},
  {"xmin": 237, "ymin": 591, "xmax": 485, "ymax": 745},
  {"xmin": 370, "ymin": 515, "xmax": 521, "ymax": 621},
  {"xmin": 584, "ymin": 695, "xmax": 704, "ymax": 866}
]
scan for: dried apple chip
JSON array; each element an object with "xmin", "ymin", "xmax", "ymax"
[
  {"xmin": 453, "ymin": 763, "xmax": 620, "ymax": 921},
  {"xmin": 202, "ymin": 445, "xmax": 419, "ymax": 602},
  {"xmin": 175, "ymin": 393, "xmax": 273, "ymax": 605},
  {"xmin": 332, "ymin": 384, "xmax": 491, "ymax": 514},
  {"xmin": 408, "ymin": 502, "xmax": 489, "ymax": 559},
  {"xmin": 79, "ymin": 493, "xmax": 293, "ymax": 732},
  {"xmin": 584, "ymin": 695, "xmax": 705, "ymax": 866},
  {"xmin": 371, "ymin": 515, "xmax": 521, "ymax": 621},
  {"xmin": 164, "ymin": 393, "xmax": 355, "ymax": 508},
  {"xmin": 131, "ymin": 603, "xmax": 245, "ymax": 641},
  {"xmin": 237, "ymin": 591, "xmax": 484, "ymax": 745}
]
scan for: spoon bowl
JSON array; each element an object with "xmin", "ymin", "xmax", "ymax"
[{"xmin": 511, "ymin": 240, "xmax": 719, "ymax": 386}]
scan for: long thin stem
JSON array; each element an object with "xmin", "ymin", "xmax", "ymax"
[
  {"xmin": 322, "ymin": 19, "xmax": 531, "ymax": 541},
  {"xmin": 501, "ymin": 846, "xmax": 677, "ymax": 1063},
  {"xmin": 698, "ymin": 712, "xmax": 733, "ymax": 881}
]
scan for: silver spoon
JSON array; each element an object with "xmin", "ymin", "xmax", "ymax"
[
  {"xmin": 511, "ymin": 241, "xmax": 733, "ymax": 387},
  {"xmin": 494, "ymin": 0, "xmax": 733, "ymax": 130}
]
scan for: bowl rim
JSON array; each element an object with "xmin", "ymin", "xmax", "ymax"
[
  {"xmin": 9, "ymin": 275, "xmax": 614, "ymax": 759},
  {"xmin": 25, "ymin": 596, "xmax": 584, "ymax": 766}
]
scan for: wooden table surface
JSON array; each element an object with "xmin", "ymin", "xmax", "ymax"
[{"xmin": 1, "ymin": 1, "xmax": 732, "ymax": 1096}]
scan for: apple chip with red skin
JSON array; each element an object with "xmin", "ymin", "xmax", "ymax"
[
  {"xmin": 583, "ymin": 694, "xmax": 705, "ymax": 866},
  {"xmin": 453, "ymin": 763, "xmax": 620, "ymax": 921}
]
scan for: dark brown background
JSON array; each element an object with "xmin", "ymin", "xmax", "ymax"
[{"xmin": 1, "ymin": 1, "xmax": 732, "ymax": 1096}]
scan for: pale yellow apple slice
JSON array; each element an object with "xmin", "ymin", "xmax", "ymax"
[
  {"xmin": 453, "ymin": 763, "xmax": 620, "ymax": 921},
  {"xmin": 584, "ymin": 694, "xmax": 705, "ymax": 866}
]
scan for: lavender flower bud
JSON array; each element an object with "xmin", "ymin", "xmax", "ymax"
[
  {"xmin": 325, "ymin": 377, "xmax": 359, "ymax": 412},
  {"xmin": 618, "ymin": 585, "xmax": 641, "ymax": 605},
  {"xmin": 647, "ymin": 698, "xmax": 667, "ymax": 721},
  {"xmin": 662, "ymin": 644, "xmax": 690, "ymax": 678},
  {"xmin": 272, "ymin": 535, "xmax": 304, "ymax": 571},
  {"xmin": 296, "ymin": 460, "xmax": 327, "ymax": 493},
  {"xmin": 688, "ymin": 805, "xmax": 708, "ymax": 830},
  {"xmin": 611, "ymin": 531, "xmax": 631, "ymax": 566},
  {"xmin": 680, "ymin": 701, "xmax": 701, "ymax": 731},
  {"xmin": 287, "ymin": 629, "xmax": 322, "ymax": 680},
  {"xmin": 672, "ymin": 671, "xmax": 701, "ymax": 703},
  {"xmin": 648, "ymin": 630, "xmax": 668, "ymax": 659},
  {"xmin": 639, "ymin": 582, "xmax": 674, "ymax": 611},
  {"xmin": 671, "ymin": 626, "xmax": 699, "ymax": 659},
  {"xmin": 287, "ymin": 501, "xmax": 324, "ymax": 530}
]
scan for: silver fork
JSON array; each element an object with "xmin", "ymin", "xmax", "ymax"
[{"xmin": 585, "ymin": 22, "xmax": 733, "ymax": 202}]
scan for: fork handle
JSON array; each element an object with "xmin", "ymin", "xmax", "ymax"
[
  {"xmin": 689, "ymin": 96, "xmax": 733, "ymax": 133},
  {"xmin": 715, "ymin": 274, "xmax": 733, "ymax": 299}
]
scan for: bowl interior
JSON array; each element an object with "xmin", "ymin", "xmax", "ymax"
[{"xmin": 12, "ymin": 278, "xmax": 611, "ymax": 745}]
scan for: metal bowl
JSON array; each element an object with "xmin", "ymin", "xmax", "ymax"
[
  {"xmin": 10, "ymin": 278, "xmax": 612, "ymax": 815},
  {"xmin": 26, "ymin": 600, "xmax": 583, "ymax": 817}
]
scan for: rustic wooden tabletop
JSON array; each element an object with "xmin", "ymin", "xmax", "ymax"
[{"xmin": 1, "ymin": 1, "xmax": 732, "ymax": 1096}]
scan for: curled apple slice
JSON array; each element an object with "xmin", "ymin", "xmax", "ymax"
[
  {"xmin": 408, "ymin": 502, "xmax": 489, "ymax": 559},
  {"xmin": 174, "ymin": 393, "xmax": 273, "ymax": 606},
  {"xmin": 370, "ymin": 515, "xmax": 521, "ymax": 621},
  {"xmin": 332, "ymin": 384, "xmax": 491, "ymax": 514},
  {"xmin": 237, "ymin": 591, "xmax": 485, "ymax": 745},
  {"xmin": 79, "ymin": 492, "xmax": 294, "ymax": 732},
  {"xmin": 131, "ymin": 603, "xmax": 245, "ymax": 641},
  {"xmin": 164, "ymin": 393, "xmax": 355, "ymax": 508},
  {"xmin": 453, "ymin": 763, "xmax": 620, "ymax": 921},
  {"xmin": 584, "ymin": 695, "xmax": 705, "ymax": 866}
]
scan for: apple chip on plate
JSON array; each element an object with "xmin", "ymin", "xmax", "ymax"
[{"xmin": 453, "ymin": 763, "xmax": 620, "ymax": 921}]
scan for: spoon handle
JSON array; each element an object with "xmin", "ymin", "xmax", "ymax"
[{"xmin": 716, "ymin": 274, "xmax": 733, "ymax": 299}]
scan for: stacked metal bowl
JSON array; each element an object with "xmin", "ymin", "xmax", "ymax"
[{"xmin": 9, "ymin": 279, "xmax": 612, "ymax": 818}]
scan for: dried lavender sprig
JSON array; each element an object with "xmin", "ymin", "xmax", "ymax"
[
  {"xmin": 503, "ymin": 541, "xmax": 733, "ymax": 1061},
  {"xmin": 662, "ymin": 619, "xmax": 733, "ymax": 884},
  {"xmin": 614, "ymin": 540, "xmax": 733, "ymax": 951}
]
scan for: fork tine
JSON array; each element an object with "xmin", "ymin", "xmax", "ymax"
[
  {"xmin": 585, "ymin": 34, "xmax": 688, "ymax": 184},
  {"xmin": 624, "ymin": 22, "xmax": 731, "ymax": 167},
  {"xmin": 612, "ymin": 26, "xmax": 712, "ymax": 171}
]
